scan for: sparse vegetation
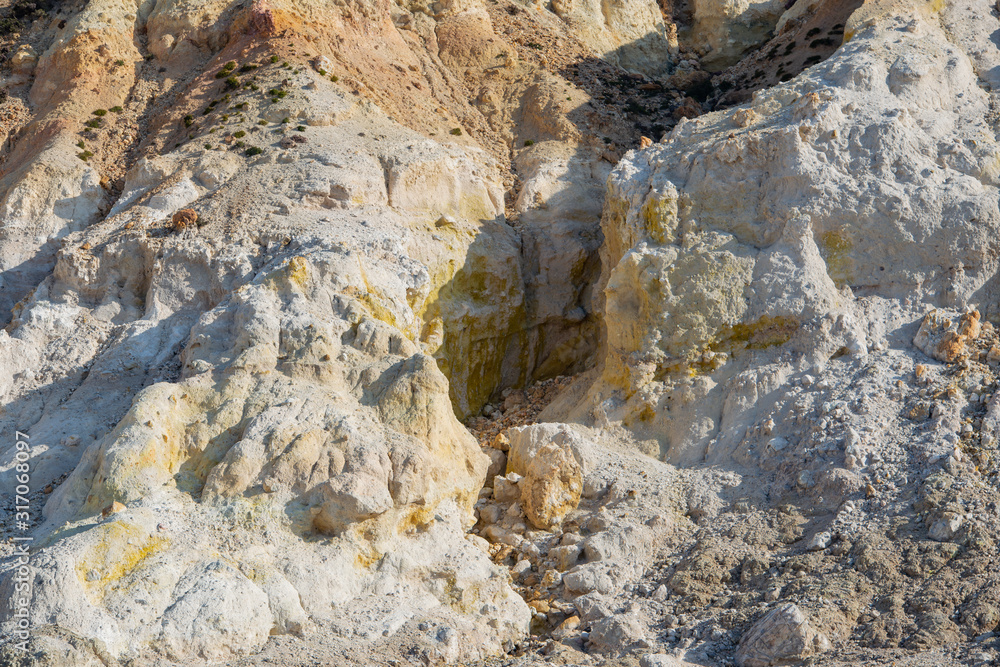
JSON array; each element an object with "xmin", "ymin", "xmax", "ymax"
[
  {"xmin": 270, "ymin": 55, "xmax": 280, "ymax": 63},
  {"xmin": 225, "ymin": 76, "xmax": 240, "ymax": 90},
  {"xmin": 77, "ymin": 150, "xmax": 93, "ymax": 161},
  {"xmin": 76, "ymin": 140, "xmax": 85, "ymax": 149},
  {"xmin": 524, "ymin": 139, "xmax": 534, "ymax": 146},
  {"xmin": 110, "ymin": 106, "xmax": 123, "ymax": 113},
  {"xmin": 246, "ymin": 146, "xmax": 263, "ymax": 156},
  {"xmin": 450, "ymin": 127, "xmax": 462, "ymax": 136},
  {"xmin": 330, "ymin": 75, "xmax": 339, "ymax": 82},
  {"xmin": 92, "ymin": 109, "xmax": 107, "ymax": 117},
  {"xmin": 295, "ymin": 125, "xmax": 306, "ymax": 132},
  {"xmin": 114, "ymin": 59, "xmax": 125, "ymax": 66},
  {"xmin": 85, "ymin": 119, "xmax": 101, "ymax": 128},
  {"xmin": 258, "ymin": 119, "xmax": 268, "ymax": 125},
  {"xmin": 233, "ymin": 130, "xmax": 246, "ymax": 138},
  {"xmin": 204, "ymin": 143, "xmax": 213, "ymax": 150},
  {"xmin": 184, "ymin": 114, "xmax": 194, "ymax": 127}
]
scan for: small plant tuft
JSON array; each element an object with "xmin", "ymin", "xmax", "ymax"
[
  {"xmin": 258, "ymin": 119, "xmax": 268, "ymax": 125},
  {"xmin": 110, "ymin": 106, "xmax": 123, "ymax": 113},
  {"xmin": 225, "ymin": 76, "xmax": 240, "ymax": 90},
  {"xmin": 295, "ymin": 125, "xmax": 306, "ymax": 132},
  {"xmin": 449, "ymin": 127, "xmax": 462, "ymax": 136},
  {"xmin": 204, "ymin": 143, "xmax": 213, "ymax": 150},
  {"xmin": 77, "ymin": 150, "xmax": 94, "ymax": 161},
  {"xmin": 92, "ymin": 109, "xmax": 107, "ymax": 117},
  {"xmin": 246, "ymin": 146, "xmax": 263, "ymax": 156},
  {"xmin": 85, "ymin": 119, "xmax": 101, "ymax": 128},
  {"xmin": 330, "ymin": 75, "xmax": 339, "ymax": 82},
  {"xmin": 270, "ymin": 55, "xmax": 279, "ymax": 63},
  {"xmin": 76, "ymin": 140, "xmax": 85, "ymax": 149},
  {"xmin": 184, "ymin": 114, "xmax": 194, "ymax": 127},
  {"xmin": 523, "ymin": 139, "xmax": 534, "ymax": 146},
  {"xmin": 233, "ymin": 130, "xmax": 246, "ymax": 138}
]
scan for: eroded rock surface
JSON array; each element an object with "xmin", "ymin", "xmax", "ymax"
[{"xmin": 1, "ymin": 0, "xmax": 1000, "ymax": 666}]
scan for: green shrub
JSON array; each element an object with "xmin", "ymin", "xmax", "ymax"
[
  {"xmin": 270, "ymin": 55, "xmax": 279, "ymax": 63},
  {"xmin": 295, "ymin": 125, "xmax": 306, "ymax": 132},
  {"xmin": 330, "ymin": 75, "xmax": 339, "ymax": 82},
  {"xmin": 225, "ymin": 76, "xmax": 240, "ymax": 90},
  {"xmin": 110, "ymin": 106, "xmax": 123, "ymax": 113},
  {"xmin": 76, "ymin": 140, "xmax": 85, "ymax": 149},
  {"xmin": 449, "ymin": 127, "xmax": 462, "ymax": 136},
  {"xmin": 114, "ymin": 59, "xmax": 125, "ymax": 66},
  {"xmin": 204, "ymin": 143, "xmax": 212, "ymax": 149},
  {"xmin": 281, "ymin": 117, "xmax": 290, "ymax": 124},
  {"xmin": 85, "ymin": 119, "xmax": 101, "ymax": 128},
  {"xmin": 258, "ymin": 119, "xmax": 268, "ymax": 125},
  {"xmin": 77, "ymin": 150, "xmax": 93, "ymax": 161},
  {"xmin": 240, "ymin": 64, "xmax": 258, "ymax": 73},
  {"xmin": 92, "ymin": 109, "xmax": 107, "ymax": 116},
  {"xmin": 233, "ymin": 130, "xmax": 246, "ymax": 138},
  {"xmin": 524, "ymin": 140, "xmax": 534, "ymax": 146},
  {"xmin": 246, "ymin": 146, "xmax": 263, "ymax": 156},
  {"xmin": 184, "ymin": 114, "xmax": 194, "ymax": 127}
]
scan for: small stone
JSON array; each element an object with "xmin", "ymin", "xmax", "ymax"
[
  {"xmin": 101, "ymin": 501, "xmax": 126, "ymax": 518},
  {"xmin": 807, "ymin": 531, "xmax": 831, "ymax": 551},
  {"xmin": 929, "ymin": 512, "xmax": 963, "ymax": 542},
  {"xmin": 552, "ymin": 615, "xmax": 580, "ymax": 640},
  {"xmin": 641, "ymin": 653, "xmax": 688, "ymax": 667},
  {"xmin": 512, "ymin": 559, "xmax": 532, "ymax": 577},
  {"xmin": 493, "ymin": 473, "xmax": 521, "ymax": 504},
  {"xmin": 171, "ymin": 208, "xmax": 198, "ymax": 231},
  {"xmin": 491, "ymin": 432, "xmax": 510, "ymax": 451}
]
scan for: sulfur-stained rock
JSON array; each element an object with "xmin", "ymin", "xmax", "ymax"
[
  {"xmin": 519, "ymin": 442, "xmax": 583, "ymax": 529},
  {"xmin": 170, "ymin": 208, "xmax": 198, "ymax": 231},
  {"xmin": 914, "ymin": 309, "xmax": 981, "ymax": 363}
]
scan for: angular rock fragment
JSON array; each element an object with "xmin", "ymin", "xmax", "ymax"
[{"xmin": 736, "ymin": 603, "xmax": 831, "ymax": 667}]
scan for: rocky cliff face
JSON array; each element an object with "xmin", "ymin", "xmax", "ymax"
[{"xmin": 1, "ymin": 0, "xmax": 1000, "ymax": 666}]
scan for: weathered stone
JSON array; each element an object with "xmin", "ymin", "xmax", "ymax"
[
  {"xmin": 736, "ymin": 603, "xmax": 831, "ymax": 667},
  {"xmin": 519, "ymin": 443, "xmax": 583, "ymax": 529}
]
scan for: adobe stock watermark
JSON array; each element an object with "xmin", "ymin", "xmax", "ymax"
[{"xmin": 10, "ymin": 431, "xmax": 33, "ymax": 651}]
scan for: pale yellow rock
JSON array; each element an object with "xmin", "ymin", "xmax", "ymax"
[{"xmin": 519, "ymin": 443, "xmax": 582, "ymax": 529}]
